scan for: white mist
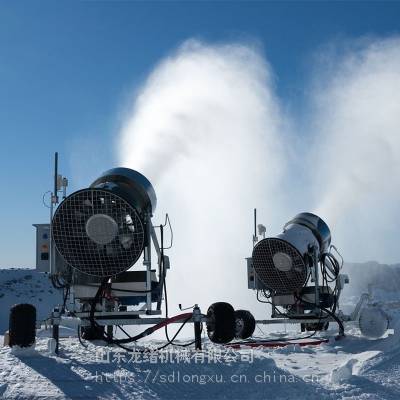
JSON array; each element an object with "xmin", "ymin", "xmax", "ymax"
[
  {"xmin": 312, "ymin": 38, "xmax": 400, "ymax": 263},
  {"xmin": 119, "ymin": 40, "xmax": 287, "ymax": 317},
  {"xmin": 117, "ymin": 37, "xmax": 400, "ymax": 326}
]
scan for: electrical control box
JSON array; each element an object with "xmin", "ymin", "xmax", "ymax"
[
  {"xmin": 33, "ymin": 223, "xmax": 50, "ymax": 272},
  {"xmin": 246, "ymin": 257, "xmax": 266, "ymax": 290}
]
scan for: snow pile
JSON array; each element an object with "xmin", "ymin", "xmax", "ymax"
[{"xmin": 330, "ymin": 358, "xmax": 357, "ymax": 384}]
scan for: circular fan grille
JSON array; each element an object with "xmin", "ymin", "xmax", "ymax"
[
  {"xmin": 52, "ymin": 189, "xmax": 145, "ymax": 277},
  {"xmin": 252, "ymin": 238, "xmax": 307, "ymax": 293}
]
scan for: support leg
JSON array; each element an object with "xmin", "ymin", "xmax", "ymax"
[
  {"xmin": 194, "ymin": 321, "xmax": 202, "ymax": 351},
  {"xmin": 52, "ymin": 307, "xmax": 60, "ymax": 354},
  {"xmin": 193, "ymin": 305, "xmax": 202, "ymax": 351},
  {"xmin": 107, "ymin": 325, "xmax": 113, "ymax": 339}
]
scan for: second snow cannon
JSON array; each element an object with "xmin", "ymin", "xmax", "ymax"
[
  {"xmin": 252, "ymin": 213, "xmax": 331, "ymax": 293},
  {"xmin": 248, "ymin": 211, "xmax": 348, "ymax": 335}
]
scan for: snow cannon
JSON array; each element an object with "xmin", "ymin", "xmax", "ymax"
[
  {"xmin": 247, "ymin": 210, "xmax": 349, "ymax": 335},
  {"xmin": 49, "ymin": 165, "xmax": 167, "ymax": 314},
  {"xmin": 252, "ymin": 213, "xmax": 331, "ymax": 293},
  {"xmin": 52, "ymin": 168, "xmax": 156, "ymax": 277},
  {"xmin": 30, "ymin": 154, "xmax": 212, "ymax": 355}
]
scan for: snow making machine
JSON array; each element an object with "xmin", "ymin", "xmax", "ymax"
[
  {"xmin": 7, "ymin": 153, "xmax": 242, "ymax": 352},
  {"xmin": 235, "ymin": 210, "xmax": 393, "ymax": 346},
  {"xmin": 247, "ymin": 211, "xmax": 347, "ymax": 336}
]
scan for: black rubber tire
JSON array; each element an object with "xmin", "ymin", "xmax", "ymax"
[
  {"xmin": 80, "ymin": 325, "xmax": 105, "ymax": 341},
  {"xmin": 234, "ymin": 309, "xmax": 256, "ymax": 339},
  {"xmin": 206, "ymin": 302, "xmax": 235, "ymax": 344},
  {"xmin": 9, "ymin": 304, "xmax": 36, "ymax": 347}
]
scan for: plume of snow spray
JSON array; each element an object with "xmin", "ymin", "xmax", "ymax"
[
  {"xmin": 312, "ymin": 38, "xmax": 400, "ymax": 263},
  {"xmin": 117, "ymin": 37, "xmax": 400, "ymax": 325},
  {"xmin": 119, "ymin": 40, "xmax": 286, "ymax": 315}
]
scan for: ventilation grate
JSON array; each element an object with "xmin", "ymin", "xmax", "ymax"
[
  {"xmin": 52, "ymin": 189, "xmax": 145, "ymax": 277},
  {"xmin": 252, "ymin": 238, "xmax": 307, "ymax": 293}
]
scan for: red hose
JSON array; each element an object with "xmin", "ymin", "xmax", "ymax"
[
  {"xmin": 147, "ymin": 312, "xmax": 193, "ymax": 334},
  {"xmin": 227, "ymin": 338, "xmax": 329, "ymax": 349}
]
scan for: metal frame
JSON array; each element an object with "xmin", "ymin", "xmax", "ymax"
[{"xmin": 66, "ymin": 215, "xmax": 165, "ymax": 313}]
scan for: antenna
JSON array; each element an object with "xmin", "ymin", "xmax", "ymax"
[
  {"xmin": 53, "ymin": 152, "xmax": 59, "ymax": 205},
  {"xmin": 49, "ymin": 152, "xmax": 58, "ymax": 275},
  {"xmin": 49, "ymin": 152, "xmax": 69, "ymax": 275},
  {"xmin": 253, "ymin": 208, "xmax": 258, "ymax": 247}
]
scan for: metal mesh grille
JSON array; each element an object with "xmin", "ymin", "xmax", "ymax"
[
  {"xmin": 252, "ymin": 238, "xmax": 307, "ymax": 293},
  {"xmin": 52, "ymin": 189, "xmax": 145, "ymax": 277}
]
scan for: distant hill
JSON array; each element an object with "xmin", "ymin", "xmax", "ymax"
[
  {"xmin": 342, "ymin": 261, "xmax": 400, "ymax": 296},
  {"xmin": 0, "ymin": 268, "xmax": 62, "ymax": 333}
]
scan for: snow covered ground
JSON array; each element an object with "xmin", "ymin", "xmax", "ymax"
[
  {"xmin": 0, "ymin": 269, "xmax": 62, "ymax": 333},
  {"xmin": 0, "ymin": 264, "xmax": 399, "ymax": 399}
]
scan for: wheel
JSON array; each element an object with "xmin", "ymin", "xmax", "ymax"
[
  {"xmin": 9, "ymin": 304, "xmax": 36, "ymax": 347},
  {"xmin": 234, "ymin": 309, "xmax": 256, "ymax": 339},
  {"xmin": 80, "ymin": 325, "xmax": 105, "ymax": 341},
  {"xmin": 206, "ymin": 302, "xmax": 235, "ymax": 344},
  {"xmin": 359, "ymin": 307, "xmax": 389, "ymax": 339}
]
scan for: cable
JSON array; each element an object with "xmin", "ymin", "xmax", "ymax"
[
  {"xmin": 319, "ymin": 305, "xmax": 344, "ymax": 337},
  {"xmin": 117, "ymin": 325, "xmax": 131, "ymax": 338},
  {"xmin": 79, "ymin": 214, "xmax": 195, "ymax": 352},
  {"xmin": 170, "ymin": 322, "xmax": 203, "ymax": 348},
  {"xmin": 77, "ymin": 326, "xmax": 88, "ymax": 348},
  {"xmin": 262, "ymin": 289, "xmax": 272, "ymax": 298},
  {"xmin": 229, "ymin": 327, "xmax": 321, "ymax": 346},
  {"xmin": 42, "ymin": 191, "xmax": 52, "ymax": 209},
  {"xmin": 155, "ymin": 317, "xmax": 192, "ymax": 350},
  {"xmin": 99, "ymin": 312, "xmax": 193, "ymax": 345},
  {"xmin": 256, "ymin": 289, "xmax": 310, "ymax": 319},
  {"xmin": 61, "ymin": 285, "xmax": 70, "ymax": 313},
  {"xmin": 50, "ymin": 275, "xmax": 66, "ymax": 289},
  {"xmin": 156, "ymin": 214, "xmax": 173, "ymax": 250},
  {"xmin": 100, "ymin": 316, "xmax": 193, "ymax": 353},
  {"xmin": 86, "ymin": 313, "xmax": 192, "ymax": 352},
  {"xmin": 89, "ymin": 277, "xmax": 110, "ymax": 333},
  {"xmin": 294, "ymin": 293, "xmax": 344, "ymax": 337},
  {"xmin": 257, "ymin": 290, "xmax": 271, "ymax": 304}
]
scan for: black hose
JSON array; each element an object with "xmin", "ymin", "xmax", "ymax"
[
  {"xmin": 77, "ymin": 326, "xmax": 88, "ymax": 348},
  {"xmin": 107, "ymin": 317, "xmax": 193, "ymax": 353},
  {"xmin": 294, "ymin": 293, "xmax": 344, "ymax": 337}
]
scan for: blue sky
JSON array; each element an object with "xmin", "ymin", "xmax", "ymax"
[{"xmin": 1, "ymin": 1, "xmax": 400, "ymax": 267}]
